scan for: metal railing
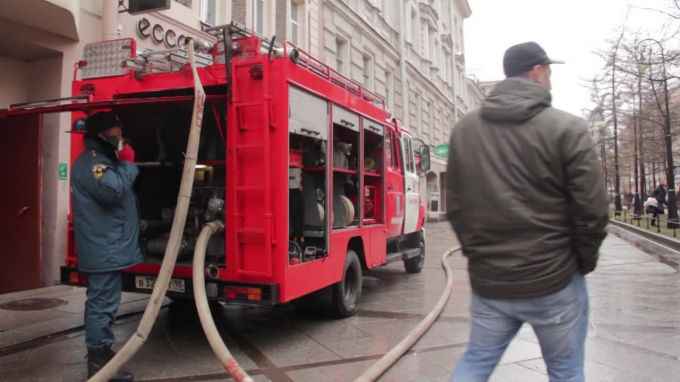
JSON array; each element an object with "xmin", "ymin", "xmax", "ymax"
[{"xmin": 611, "ymin": 207, "xmax": 680, "ymax": 237}]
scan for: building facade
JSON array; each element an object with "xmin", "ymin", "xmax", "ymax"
[
  {"xmin": 0, "ymin": 0, "xmax": 479, "ymax": 291},
  {"xmin": 0, "ymin": 0, "xmax": 224, "ymax": 292},
  {"xmin": 317, "ymin": 0, "xmax": 475, "ymax": 220}
]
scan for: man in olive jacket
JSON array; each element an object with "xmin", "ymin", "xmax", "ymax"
[
  {"xmin": 446, "ymin": 42, "xmax": 608, "ymax": 382},
  {"xmin": 72, "ymin": 111, "xmax": 142, "ymax": 381}
]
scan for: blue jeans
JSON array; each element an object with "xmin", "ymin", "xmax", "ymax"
[
  {"xmin": 451, "ymin": 273, "xmax": 589, "ymax": 382},
  {"xmin": 85, "ymin": 272, "xmax": 123, "ymax": 348}
]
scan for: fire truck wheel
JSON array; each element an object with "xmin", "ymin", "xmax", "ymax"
[
  {"xmin": 404, "ymin": 231, "xmax": 426, "ymax": 274},
  {"xmin": 331, "ymin": 249, "xmax": 362, "ymax": 318}
]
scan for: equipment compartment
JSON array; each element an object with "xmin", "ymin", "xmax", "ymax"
[
  {"xmin": 114, "ymin": 96, "xmax": 227, "ymax": 266},
  {"xmin": 362, "ymin": 119, "xmax": 384, "ymax": 224}
]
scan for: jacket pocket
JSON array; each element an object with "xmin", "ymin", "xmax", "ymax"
[{"xmin": 106, "ymin": 218, "xmax": 125, "ymax": 247}]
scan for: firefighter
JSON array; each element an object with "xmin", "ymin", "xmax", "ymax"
[{"xmin": 71, "ymin": 111, "xmax": 143, "ymax": 381}]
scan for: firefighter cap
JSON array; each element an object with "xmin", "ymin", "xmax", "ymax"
[{"xmin": 86, "ymin": 111, "xmax": 121, "ymax": 136}]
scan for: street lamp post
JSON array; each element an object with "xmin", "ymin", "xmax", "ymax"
[
  {"xmin": 633, "ymin": 102, "xmax": 642, "ymax": 218},
  {"xmin": 638, "ymin": 59, "xmax": 647, "ymax": 200},
  {"xmin": 611, "ymin": 52, "xmax": 623, "ymax": 217},
  {"xmin": 638, "ymin": 38, "xmax": 679, "ymax": 228}
]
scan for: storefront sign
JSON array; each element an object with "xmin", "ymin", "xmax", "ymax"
[
  {"xmin": 136, "ymin": 18, "xmax": 186, "ymax": 49},
  {"xmin": 59, "ymin": 163, "xmax": 68, "ymax": 180},
  {"xmin": 434, "ymin": 144, "xmax": 449, "ymax": 158}
]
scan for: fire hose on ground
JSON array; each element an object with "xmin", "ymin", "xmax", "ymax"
[
  {"xmin": 353, "ymin": 246, "xmax": 462, "ymax": 382},
  {"xmin": 90, "ymin": 38, "xmax": 251, "ymax": 382}
]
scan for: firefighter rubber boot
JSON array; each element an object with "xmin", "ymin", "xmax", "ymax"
[{"xmin": 87, "ymin": 345, "xmax": 134, "ymax": 381}]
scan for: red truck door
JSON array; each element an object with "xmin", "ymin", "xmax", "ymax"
[
  {"xmin": 384, "ymin": 127, "xmax": 405, "ymax": 237},
  {"xmin": 0, "ymin": 114, "xmax": 42, "ymax": 293}
]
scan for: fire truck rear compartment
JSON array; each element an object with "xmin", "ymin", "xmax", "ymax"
[{"xmin": 114, "ymin": 95, "xmax": 227, "ymax": 267}]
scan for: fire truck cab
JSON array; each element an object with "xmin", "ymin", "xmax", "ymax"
[{"xmin": 0, "ymin": 24, "xmax": 431, "ymax": 317}]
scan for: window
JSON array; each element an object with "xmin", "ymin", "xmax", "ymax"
[
  {"xmin": 415, "ymin": 92, "xmax": 422, "ymax": 136},
  {"xmin": 434, "ymin": 39, "xmax": 440, "ymax": 67},
  {"xmin": 389, "ymin": 131, "xmax": 401, "ymax": 169},
  {"xmin": 363, "ymin": 53, "xmax": 374, "ymax": 90},
  {"xmin": 385, "ymin": 130, "xmax": 393, "ymax": 168},
  {"xmin": 336, "ymin": 36, "xmax": 348, "ymax": 75},
  {"xmin": 385, "ymin": 70, "xmax": 394, "ymax": 112},
  {"xmin": 403, "ymin": 137, "xmax": 414, "ymax": 173},
  {"xmin": 382, "ymin": 0, "xmax": 391, "ymax": 24},
  {"xmin": 253, "ymin": 0, "xmax": 264, "ymax": 34},
  {"xmin": 428, "ymin": 101, "xmax": 433, "ymax": 138},
  {"xmin": 423, "ymin": 23, "xmax": 430, "ymax": 58},
  {"xmin": 290, "ymin": 1, "xmax": 300, "ymax": 45},
  {"xmin": 200, "ymin": 0, "xmax": 216, "ymax": 26},
  {"xmin": 445, "ymin": 52, "xmax": 453, "ymax": 84},
  {"xmin": 410, "ymin": 9, "xmax": 418, "ymax": 49}
]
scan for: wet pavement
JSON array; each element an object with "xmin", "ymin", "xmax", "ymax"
[{"xmin": 1, "ymin": 222, "xmax": 680, "ymax": 381}]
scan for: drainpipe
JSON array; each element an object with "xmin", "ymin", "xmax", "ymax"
[
  {"xmin": 398, "ymin": 0, "xmax": 409, "ymax": 128},
  {"xmin": 449, "ymin": 3, "xmax": 458, "ymax": 123},
  {"xmin": 318, "ymin": 0, "xmax": 324, "ymax": 58},
  {"xmin": 102, "ymin": 0, "xmax": 119, "ymax": 41}
]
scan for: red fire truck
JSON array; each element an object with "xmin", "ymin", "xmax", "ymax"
[{"xmin": 0, "ymin": 24, "xmax": 431, "ymax": 317}]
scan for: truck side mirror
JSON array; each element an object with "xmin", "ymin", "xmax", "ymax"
[{"xmin": 419, "ymin": 145, "xmax": 431, "ymax": 172}]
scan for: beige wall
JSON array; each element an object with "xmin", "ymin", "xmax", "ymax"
[
  {"xmin": 28, "ymin": 56, "xmax": 65, "ymax": 287},
  {"xmin": 0, "ymin": 0, "xmax": 223, "ymax": 287},
  {"xmin": 0, "ymin": 57, "xmax": 30, "ymax": 109}
]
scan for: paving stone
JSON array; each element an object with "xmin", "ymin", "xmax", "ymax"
[{"xmin": 1, "ymin": 223, "xmax": 680, "ymax": 381}]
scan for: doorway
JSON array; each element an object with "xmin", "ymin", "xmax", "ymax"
[{"xmin": 0, "ymin": 114, "xmax": 42, "ymax": 293}]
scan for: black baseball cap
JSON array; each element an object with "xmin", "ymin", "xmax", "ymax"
[{"xmin": 503, "ymin": 42, "xmax": 564, "ymax": 77}]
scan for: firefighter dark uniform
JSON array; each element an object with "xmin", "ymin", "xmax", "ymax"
[{"xmin": 71, "ymin": 112, "xmax": 142, "ymax": 381}]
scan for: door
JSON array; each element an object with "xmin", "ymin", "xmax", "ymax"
[
  {"xmin": 401, "ymin": 133, "xmax": 419, "ymax": 234},
  {"xmin": 384, "ymin": 128, "xmax": 405, "ymax": 238},
  {"xmin": 0, "ymin": 114, "xmax": 42, "ymax": 293}
]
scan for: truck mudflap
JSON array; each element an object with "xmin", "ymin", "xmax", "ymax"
[{"xmin": 60, "ymin": 266, "xmax": 280, "ymax": 306}]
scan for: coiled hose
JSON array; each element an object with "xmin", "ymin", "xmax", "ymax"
[{"xmin": 354, "ymin": 246, "xmax": 462, "ymax": 382}]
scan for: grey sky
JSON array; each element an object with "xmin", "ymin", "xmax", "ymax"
[{"xmin": 465, "ymin": 0, "xmax": 668, "ymax": 117}]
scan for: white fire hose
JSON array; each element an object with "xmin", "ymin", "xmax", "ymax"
[
  {"xmin": 90, "ymin": 38, "xmax": 209, "ymax": 381},
  {"xmin": 192, "ymin": 221, "xmax": 254, "ymax": 382},
  {"xmin": 354, "ymin": 246, "xmax": 462, "ymax": 382}
]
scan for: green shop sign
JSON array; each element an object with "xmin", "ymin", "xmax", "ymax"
[{"xmin": 434, "ymin": 144, "xmax": 449, "ymax": 158}]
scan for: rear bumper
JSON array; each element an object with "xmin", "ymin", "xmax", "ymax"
[{"xmin": 60, "ymin": 266, "xmax": 280, "ymax": 306}]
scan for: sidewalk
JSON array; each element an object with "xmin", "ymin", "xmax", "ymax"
[
  {"xmin": 0, "ymin": 285, "xmax": 155, "ymax": 349},
  {"xmin": 0, "ymin": 224, "xmax": 679, "ymax": 381}
]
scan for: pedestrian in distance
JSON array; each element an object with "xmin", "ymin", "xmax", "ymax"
[
  {"xmin": 71, "ymin": 111, "xmax": 142, "ymax": 381},
  {"xmin": 445, "ymin": 41, "xmax": 609, "ymax": 382},
  {"xmin": 650, "ymin": 183, "xmax": 667, "ymax": 226}
]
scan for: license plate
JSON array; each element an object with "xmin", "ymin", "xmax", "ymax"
[{"xmin": 135, "ymin": 276, "xmax": 186, "ymax": 293}]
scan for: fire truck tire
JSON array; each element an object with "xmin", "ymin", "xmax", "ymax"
[
  {"xmin": 403, "ymin": 231, "xmax": 426, "ymax": 274},
  {"xmin": 331, "ymin": 249, "xmax": 362, "ymax": 318}
]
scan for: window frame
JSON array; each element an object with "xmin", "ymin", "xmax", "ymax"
[
  {"xmin": 362, "ymin": 52, "xmax": 375, "ymax": 91},
  {"xmin": 335, "ymin": 34, "xmax": 349, "ymax": 75},
  {"xmin": 388, "ymin": 130, "xmax": 401, "ymax": 171},
  {"xmin": 290, "ymin": 0, "xmax": 300, "ymax": 46},
  {"xmin": 253, "ymin": 0, "xmax": 265, "ymax": 35},
  {"xmin": 200, "ymin": 0, "xmax": 217, "ymax": 26}
]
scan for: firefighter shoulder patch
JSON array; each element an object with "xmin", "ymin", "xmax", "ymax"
[{"xmin": 92, "ymin": 164, "xmax": 108, "ymax": 180}]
